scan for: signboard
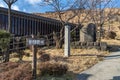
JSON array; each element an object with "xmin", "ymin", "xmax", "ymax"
[
  {"xmin": 26, "ymin": 38, "xmax": 45, "ymax": 46},
  {"xmin": 26, "ymin": 35, "xmax": 46, "ymax": 79}
]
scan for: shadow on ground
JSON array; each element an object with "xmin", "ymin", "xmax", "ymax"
[
  {"xmin": 108, "ymin": 45, "xmax": 120, "ymax": 52},
  {"xmin": 112, "ymin": 76, "xmax": 120, "ymax": 80},
  {"xmin": 105, "ymin": 54, "xmax": 120, "ymax": 60},
  {"xmin": 77, "ymin": 73, "xmax": 92, "ymax": 80}
]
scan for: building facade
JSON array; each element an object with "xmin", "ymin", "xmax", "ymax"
[{"xmin": 0, "ymin": 7, "xmax": 63, "ymax": 36}]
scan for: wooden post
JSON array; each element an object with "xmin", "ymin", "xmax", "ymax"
[
  {"xmin": 27, "ymin": 35, "xmax": 45, "ymax": 79},
  {"xmin": 4, "ymin": 48, "xmax": 9, "ymax": 62},
  {"xmin": 32, "ymin": 35, "xmax": 37, "ymax": 79}
]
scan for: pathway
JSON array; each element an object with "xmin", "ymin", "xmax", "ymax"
[{"xmin": 77, "ymin": 51, "xmax": 120, "ymax": 80}]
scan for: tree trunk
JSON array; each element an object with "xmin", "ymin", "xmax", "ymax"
[
  {"xmin": 4, "ymin": 49, "xmax": 9, "ymax": 62},
  {"xmin": 53, "ymin": 31, "xmax": 63, "ymax": 49},
  {"xmin": 8, "ymin": 5, "xmax": 11, "ymax": 32}
]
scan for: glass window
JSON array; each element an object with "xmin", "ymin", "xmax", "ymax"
[
  {"xmin": 0, "ymin": 14, "xmax": 3, "ymax": 29},
  {"xmin": 32, "ymin": 20, "xmax": 35, "ymax": 35},
  {"xmin": 28, "ymin": 20, "xmax": 30, "ymax": 35},
  {"xmin": 14, "ymin": 17, "xmax": 17, "ymax": 34},
  {"xmin": 20, "ymin": 18, "xmax": 23, "ymax": 36},
  {"xmin": 11, "ymin": 16, "xmax": 14, "ymax": 34},
  {"xmin": 4, "ymin": 15, "xmax": 8, "ymax": 30},
  {"xmin": 25, "ymin": 19, "xmax": 27, "ymax": 35}
]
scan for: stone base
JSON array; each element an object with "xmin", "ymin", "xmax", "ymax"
[{"xmin": 71, "ymin": 42, "xmax": 107, "ymax": 51}]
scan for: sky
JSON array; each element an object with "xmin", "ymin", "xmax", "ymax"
[
  {"xmin": 0, "ymin": 0, "xmax": 120, "ymax": 13},
  {"xmin": 0, "ymin": 0, "xmax": 48, "ymax": 13}
]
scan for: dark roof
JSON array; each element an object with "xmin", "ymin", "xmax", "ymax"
[
  {"xmin": 0, "ymin": 7, "xmax": 62, "ymax": 23},
  {"xmin": 0, "ymin": 7, "xmax": 77, "ymax": 26}
]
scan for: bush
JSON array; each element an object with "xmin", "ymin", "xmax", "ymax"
[
  {"xmin": 0, "ymin": 30, "xmax": 11, "ymax": 52},
  {"xmin": 38, "ymin": 50, "xmax": 45, "ymax": 56},
  {"xmin": 106, "ymin": 31, "xmax": 116, "ymax": 39},
  {"xmin": 25, "ymin": 53, "xmax": 30, "ymax": 57},
  {"xmin": 39, "ymin": 54, "xmax": 50, "ymax": 62},
  {"xmin": 11, "ymin": 52, "xmax": 19, "ymax": 58},
  {"xmin": 39, "ymin": 62, "xmax": 68, "ymax": 76}
]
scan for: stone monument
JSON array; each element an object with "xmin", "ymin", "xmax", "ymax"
[{"xmin": 80, "ymin": 23, "xmax": 96, "ymax": 42}]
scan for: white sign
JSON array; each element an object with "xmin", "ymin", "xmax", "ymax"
[{"xmin": 27, "ymin": 38, "xmax": 45, "ymax": 46}]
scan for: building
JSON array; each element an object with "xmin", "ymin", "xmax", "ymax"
[{"xmin": 0, "ymin": 7, "xmax": 64, "ymax": 36}]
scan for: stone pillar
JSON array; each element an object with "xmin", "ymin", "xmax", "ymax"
[{"xmin": 64, "ymin": 25, "xmax": 71, "ymax": 57}]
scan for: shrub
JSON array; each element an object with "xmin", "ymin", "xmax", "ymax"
[
  {"xmin": 106, "ymin": 31, "xmax": 116, "ymax": 39},
  {"xmin": 39, "ymin": 62, "xmax": 68, "ymax": 76},
  {"xmin": 38, "ymin": 50, "xmax": 45, "ymax": 56},
  {"xmin": 0, "ymin": 30, "xmax": 11, "ymax": 52},
  {"xmin": 25, "ymin": 53, "xmax": 30, "ymax": 57},
  {"xmin": 11, "ymin": 52, "xmax": 19, "ymax": 58},
  {"xmin": 39, "ymin": 54, "xmax": 50, "ymax": 62}
]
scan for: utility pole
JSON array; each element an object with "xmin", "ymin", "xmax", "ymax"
[{"xmin": 3, "ymin": 0, "xmax": 17, "ymax": 32}]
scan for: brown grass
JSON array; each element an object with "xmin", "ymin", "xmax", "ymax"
[
  {"xmin": 102, "ymin": 39, "xmax": 120, "ymax": 46},
  {"xmin": 0, "ymin": 62, "xmax": 32, "ymax": 80},
  {"xmin": 8, "ymin": 48, "xmax": 109, "ymax": 80},
  {"xmin": 41, "ymin": 48, "xmax": 109, "ymax": 74},
  {"xmin": 10, "ymin": 48, "xmax": 109, "ymax": 74}
]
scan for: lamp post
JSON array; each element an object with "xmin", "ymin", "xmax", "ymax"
[{"xmin": 3, "ymin": 0, "xmax": 17, "ymax": 32}]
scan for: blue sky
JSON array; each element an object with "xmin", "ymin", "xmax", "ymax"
[
  {"xmin": 0, "ymin": 0, "xmax": 120, "ymax": 13},
  {"xmin": 0, "ymin": 0, "xmax": 47, "ymax": 13}
]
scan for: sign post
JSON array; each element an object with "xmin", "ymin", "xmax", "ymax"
[
  {"xmin": 26, "ymin": 35, "xmax": 45, "ymax": 79},
  {"xmin": 32, "ymin": 35, "xmax": 37, "ymax": 80}
]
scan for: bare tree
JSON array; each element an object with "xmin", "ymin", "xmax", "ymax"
[
  {"xmin": 87, "ymin": 0, "xmax": 114, "ymax": 41},
  {"xmin": 40, "ymin": 0, "xmax": 89, "ymax": 48},
  {"xmin": 3, "ymin": 0, "xmax": 17, "ymax": 32},
  {"xmin": 40, "ymin": 0, "xmax": 117, "ymax": 46},
  {"xmin": 106, "ymin": 1, "xmax": 120, "ymax": 32},
  {"xmin": 3, "ymin": 0, "xmax": 17, "ymax": 62}
]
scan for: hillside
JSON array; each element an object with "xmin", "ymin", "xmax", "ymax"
[
  {"xmin": 34, "ymin": 8, "xmax": 120, "ymax": 25},
  {"xmin": 34, "ymin": 8, "xmax": 120, "ymax": 40}
]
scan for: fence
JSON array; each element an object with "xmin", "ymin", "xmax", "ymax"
[
  {"xmin": 0, "ymin": 27, "xmax": 84, "ymax": 63},
  {"xmin": 0, "ymin": 32, "xmax": 62, "ymax": 62}
]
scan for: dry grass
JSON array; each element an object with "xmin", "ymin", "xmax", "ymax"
[
  {"xmin": 41, "ymin": 48, "xmax": 109, "ymax": 74},
  {"xmin": 10, "ymin": 50, "xmax": 32, "ymax": 62},
  {"xmin": 36, "ymin": 48, "xmax": 109, "ymax": 79},
  {"xmin": 10, "ymin": 48, "xmax": 109, "ymax": 74},
  {"xmin": 102, "ymin": 39, "xmax": 120, "ymax": 46},
  {"xmin": 101, "ymin": 39, "xmax": 120, "ymax": 52}
]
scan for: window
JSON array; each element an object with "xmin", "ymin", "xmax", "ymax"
[{"xmin": 11, "ymin": 16, "xmax": 14, "ymax": 34}]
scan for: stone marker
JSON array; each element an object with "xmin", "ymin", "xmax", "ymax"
[
  {"xmin": 64, "ymin": 25, "xmax": 71, "ymax": 57},
  {"xmin": 80, "ymin": 23, "xmax": 96, "ymax": 42}
]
